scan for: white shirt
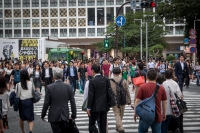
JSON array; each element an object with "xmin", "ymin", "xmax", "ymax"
[
  {"xmin": 180, "ymin": 61, "xmax": 184, "ymax": 70},
  {"xmin": 109, "ymin": 64, "xmax": 120, "ymax": 79},
  {"xmin": 45, "ymin": 68, "xmax": 50, "ymax": 78},
  {"xmin": 148, "ymin": 62, "xmax": 154, "ymax": 69},
  {"xmin": 84, "ymin": 81, "xmax": 89, "ymax": 101}
]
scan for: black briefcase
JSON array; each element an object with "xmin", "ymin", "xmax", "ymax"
[{"xmin": 68, "ymin": 119, "xmax": 79, "ymax": 133}]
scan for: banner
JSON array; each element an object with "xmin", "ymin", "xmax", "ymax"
[
  {"xmin": 19, "ymin": 39, "xmax": 38, "ymax": 61},
  {"xmin": 0, "ymin": 39, "xmax": 19, "ymax": 60}
]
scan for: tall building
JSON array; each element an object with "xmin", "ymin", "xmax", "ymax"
[{"xmin": 0, "ymin": 0, "xmax": 185, "ymax": 58}]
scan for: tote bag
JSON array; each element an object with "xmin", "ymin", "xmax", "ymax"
[{"xmin": 132, "ymin": 71, "xmax": 145, "ymax": 86}]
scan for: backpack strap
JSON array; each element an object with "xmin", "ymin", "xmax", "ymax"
[{"xmin": 153, "ymin": 84, "xmax": 160, "ymax": 97}]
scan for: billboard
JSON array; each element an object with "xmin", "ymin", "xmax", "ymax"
[{"xmin": 0, "ymin": 39, "xmax": 19, "ymax": 59}]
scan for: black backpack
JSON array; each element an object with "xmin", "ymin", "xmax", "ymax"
[{"xmin": 110, "ymin": 79, "xmax": 126, "ymax": 107}]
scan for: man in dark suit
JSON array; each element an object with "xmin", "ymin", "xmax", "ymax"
[
  {"xmin": 66, "ymin": 61, "xmax": 78, "ymax": 93},
  {"xmin": 87, "ymin": 64, "xmax": 109, "ymax": 133},
  {"xmin": 174, "ymin": 55, "xmax": 189, "ymax": 92},
  {"xmin": 42, "ymin": 61, "xmax": 53, "ymax": 93},
  {"xmin": 41, "ymin": 67, "xmax": 77, "ymax": 133}
]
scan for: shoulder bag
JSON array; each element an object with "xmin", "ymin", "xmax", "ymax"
[
  {"xmin": 32, "ymin": 82, "xmax": 41, "ymax": 103},
  {"xmin": 174, "ymin": 93, "xmax": 188, "ymax": 114},
  {"xmin": 13, "ymin": 83, "xmax": 20, "ymax": 111},
  {"xmin": 132, "ymin": 71, "xmax": 145, "ymax": 86}
]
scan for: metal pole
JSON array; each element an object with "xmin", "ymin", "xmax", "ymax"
[
  {"xmin": 140, "ymin": 20, "xmax": 143, "ymax": 60},
  {"xmin": 194, "ymin": 20, "xmax": 196, "ymax": 63},
  {"xmin": 146, "ymin": 22, "xmax": 148, "ymax": 62}
]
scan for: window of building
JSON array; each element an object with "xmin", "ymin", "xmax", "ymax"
[
  {"xmin": 78, "ymin": 0, "xmax": 85, "ymax": 6},
  {"xmin": 88, "ymin": 28, "xmax": 95, "ymax": 36},
  {"xmin": 87, "ymin": 0, "xmax": 95, "ymax": 6},
  {"xmin": 175, "ymin": 19, "xmax": 184, "ymax": 24},
  {"xmin": 59, "ymin": 0, "xmax": 67, "ymax": 7},
  {"xmin": 106, "ymin": 0, "xmax": 114, "ymax": 5},
  {"xmin": 175, "ymin": 26, "xmax": 184, "ymax": 35},
  {"xmin": 97, "ymin": 0, "xmax": 104, "ymax": 6},
  {"xmin": 0, "ymin": 20, "xmax": 3, "ymax": 28},
  {"xmin": 32, "ymin": 19, "xmax": 40, "ymax": 27},
  {"xmin": 4, "ymin": 0, "xmax": 11, "ymax": 8},
  {"xmin": 88, "ymin": 8, "xmax": 95, "ymax": 26},
  {"xmin": 0, "ymin": 30, "xmax": 3, "ymax": 38},
  {"xmin": 41, "ymin": 0, "xmax": 48, "ymax": 7},
  {"xmin": 165, "ymin": 19, "xmax": 173, "ymax": 24},
  {"xmin": 14, "ymin": 29, "xmax": 21, "ymax": 37},
  {"xmin": 14, "ymin": 0, "xmax": 21, "ymax": 7},
  {"xmin": 126, "ymin": 7, "xmax": 132, "ymax": 14},
  {"xmin": 51, "ymin": 29, "xmax": 58, "ymax": 37},
  {"xmin": 23, "ymin": 0, "xmax": 30, "ymax": 7},
  {"xmin": 97, "ymin": 28, "xmax": 104, "ymax": 36},
  {"xmin": 32, "ymin": 29, "xmax": 40, "ymax": 37},
  {"xmin": 107, "ymin": 7, "xmax": 114, "ymax": 25},
  {"xmin": 23, "ymin": 29, "xmax": 30, "ymax": 37},
  {"xmin": 23, "ymin": 19, "xmax": 30, "ymax": 27},
  {"xmin": 5, "ymin": 30, "xmax": 12, "ymax": 37},
  {"xmin": 60, "ymin": 29, "xmax": 67, "ymax": 37},
  {"xmin": 165, "ymin": 26, "xmax": 173, "ymax": 35},
  {"xmin": 69, "ymin": 29, "xmax": 76, "ymax": 37},
  {"xmin": 0, "ymin": 0, "xmax": 2, "ymax": 7},
  {"xmin": 97, "ymin": 8, "xmax": 104, "ymax": 25},
  {"xmin": 0, "ymin": 10, "xmax": 2, "ymax": 18},
  {"xmin": 14, "ymin": 19, "xmax": 21, "ymax": 27},
  {"xmin": 32, "ymin": 0, "xmax": 39, "ymax": 7},
  {"xmin": 5, "ymin": 19, "xmax": 12, "ymax": 28},
  {"xmin": 42, "ymin": 29, "xmax": 49, "ymax": 37},
  {"xmin": 69, "ymin": 0, "xmax": 76, "ymax": 6},
  {"xmin": 116, "ymin": 7, "xmax": 123, "ymax": 16},
  {"xmin": 50, "ymin": 0, "xmax": 57, "ymax": 7},
  {"xmin": 78, "ymin": 28, "xmax": 86, "ymax": 37},
  {"xmin": 116, "ymin": 0, "xmax": 123, "ymax": 5}
]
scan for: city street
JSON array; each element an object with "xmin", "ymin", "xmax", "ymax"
[{"xmin": 5, "ymin": 83, "xmax": 200, "ymax": 133}]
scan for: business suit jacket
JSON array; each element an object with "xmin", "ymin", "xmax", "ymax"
[
  {"xmin": 41, "ymin": 80, "xmax": 77, "ymax": 122},
  {"xmin": 66, "ymin": 66, "xmax": 78, "ymax": 80},
  {"xmin": 41, "ymin": 67, "xmax": 53, "ymax": 82},
  {"xmin": 87, "ymin": 75, "xmax": 108, "ymax": 112},
  {"xmin": 174, "ymin": 62, "xmax": 189, "ymax": 78}
]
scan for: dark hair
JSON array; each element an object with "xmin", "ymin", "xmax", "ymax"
[
  {"xmin": 137, "ymin": 63, "xmax": 144, "ymax": 70},
  {"xmin": 113, "ymin": 57, "xmax": 118, "ymax": 62},
  {"xmin": 112, "ymin": 67, "xmax": 121, "ymax": 75},
  {"xmin": 80, "ymin": 62, "xmax": 85, "ymax": 65},
  {"xmin": 132, "ymin": 62, "xmax": 136, "ymax": 65},
  {"xmin": 35, "ymin": 63, "xmax": 40, "ymax": 70},
  {"xmin": 165, "ymin": 69, "xmax": 173, "ymax": 79},
  {"xmin": 179, "ymin": 55, "xmax": 185, "ymax": 58},
  {"xmin": 156, "ymin": 73, "xmax": 165, "ymax": 84},
  {"xmin": 147, "ymin": 69, "xmax": 157, "ymax": 81},
  {"xmin": 0, "ymin": 75, "xmax": 7, "ymax": 94},
  {"xmin": 70, "ymin": 61, "xmax": 74, "ymax": 64},
  {"xmin": 91, "ymin": 64, "xmax": 100, "ymax": 73},
  {"xmin": 20, "ymin": 69, "xmax": 30, "ymax": 90}
]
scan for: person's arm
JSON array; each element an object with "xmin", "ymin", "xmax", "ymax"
[
  {"xmin": 87, "ymin": 81, "xmax": 94, "ymax": 116},
  {"xmin": 9, "ymin": 70, "xmax": 14, "ymax": 83},
  {"xmin": 69, "ymin": 85, "xmax": 77, "ymax": 119},
  {"xmin": 162, "ymin": 100, "xmax": 167, "ymax": 120},
  {"xmin": 78, "ymin": 71, "xmax": 80, "ymax": 81},
  {"xmin": 41, "ymin": 86, "xmax": 51, "ymax": 120},
  {"xmin": 109, "ymin": 65, "xmax": 112, "ymax": 78},
  {"xmin": 0, "ymin": 120, "xmax": 4, "ymax": 133},
  {"xmin": 134, "ymin": 98, "xmax": 141, "ymax": 122},
  {"xmin": 85, "ymin": 69, "xmax": 88, "ymax": 80}
]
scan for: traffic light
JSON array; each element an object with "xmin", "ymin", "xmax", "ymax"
[
  {"xmin": 141, "ymin": 0, "xmax": 156, "ymax": 8},
  {"xmin": 122, "ymin": 38, "xmax": 126, "ymax": 47},
  {"xmin": 104, "ymin": 38, "xmax": 109, "ymax": 48}
]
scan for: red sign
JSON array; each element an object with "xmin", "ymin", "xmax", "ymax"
[
  {"xmin": 189, "ymin": 35, "xmax": 196, "ymax": 39},
  {"xmin": 189, "ymin": 29, "xmax": 196, "ymax": 36},
  {"xmin": 190, "ymin": 38, "xmax": 197, "ymax": 44}
]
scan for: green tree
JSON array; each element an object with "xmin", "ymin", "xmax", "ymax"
[
  {"xmin": 149, "ymin": 44, "xmax": 164, "ymax": 58},
  {"xmin": 166, "ymin": 55, "xmax": 175, "ymax": 62},
  {"xmin": 93, "ymin": 11, "xmax": 168, "ymax": 58},
  {"xmin": 156, "ymin": 0, "xmax": 200, "ymax": 62}
]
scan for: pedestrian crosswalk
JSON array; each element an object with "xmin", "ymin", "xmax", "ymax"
[{"xmin": 34, "ymin": 86, "xmax": 200, "ymax": 133}]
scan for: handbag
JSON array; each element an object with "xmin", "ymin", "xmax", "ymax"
[
  {"xmin": 82, "ymin": 97, "xmax": 88, "ymax": 112},
  {"xmin": 174, "ymin": 93, "xmax": 188, "ymax": 114},
  {"xmin": 32, "ymin": 82, "xmax": 41, "ymax": 103},
  {"xmin": 68, "ymin": 119, "xmax": 79, "ymax": 133},
  {"xmin": 132, "ymin": 71, "xmax": 145, "ymax": 86},
  {"xmin": 136, "ymin": 84, "xmax": 160, "ymax": 125},
  {"xmin": 168, "ymin": 86, "xmax": 181, "ymax": 118}
]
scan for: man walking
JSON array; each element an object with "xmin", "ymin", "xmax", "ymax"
[
  {"xmin": 78, "ymin": 62, "xmax": 87, "ymax": 92},
  {"xmin": 42, "ymin": 62, "xmax": 53, "ymax": 93},
  {"xmin": 67, "ymin": 61, "xmax": 78, "ymax": 93},
  {"xmin": 41, "ymin": 68, "xmax": 77, "ymax": 133},
  {"xmin": 87, "ymin": 64, "xmax": 109, "ymax": 133}
]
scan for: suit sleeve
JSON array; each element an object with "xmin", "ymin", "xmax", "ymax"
[
  {"xmin": 41, "ymin": 69, "xmax": 44, "ymax": 82},
  {"xmin": 69, "ymin": 85, "xmax": 77, "ymax": 119},
  {"xmin": 41, "ymin": 85, "xmax": 51, "ymax": 119},
  {"xmin": 87, "ymin": 80, "xmax": 94, "ymax": 110},
  {"xmin": 174, "ymin": 63, "xmax": 178, "ymax": 77}
]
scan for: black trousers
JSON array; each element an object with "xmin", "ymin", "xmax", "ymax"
[
  {"xmin": 177, "ymin": 77, "xmax": 184, "ymax": 92},
  {"xmin": 185, "ymin": 75, "xmax": 190, "ymax": 87},
  {"xmin": 89, "ymin": 111, "xmax": 107, "ymax": 133},
  {"xmin": 69, "ymin": 76, "xmax": 77, "ymax": 92},
  {"xmin": 44, "ymin": 77, "xmax": 52, "ymax": 93},
  {"xmin": 168, "ymin": 114, "xmax": 183, "ymax": 133},
  {"xmin": 50, "ymin": 120, "xmax": 68, "ymax": 133}
]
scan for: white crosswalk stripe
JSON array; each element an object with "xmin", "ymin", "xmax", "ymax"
[{"xmin": 34, "ymin": 86, "xmax": 200, "ymax": 133}]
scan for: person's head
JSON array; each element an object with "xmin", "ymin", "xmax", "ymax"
[
  {"xmin": 122, "ymin": 66, "xmax": 127, "ymax": 71},
  {"xmin": 21, "ymin": 64, "xmax": 26, "ymax": 70},
  {"xmin": 8, "ymin": 64, "xmax": 12, "ymax": 70},
  {"xmin": 165, "ymin": 69, "xmax": 173, "ymax": 79},
  {"xmin": 35, "ymin": 64, "xmax": 40, "ymax": 70},
  {"xmin": 88, "ymin": 61, "xmax": 92, "ymax": 66},
  {"xmin": 196, "ymin": 62, "xmax": 199, "ymax": 66},
  {"xmin": 132, "ymin": 62, "xmax": 136, "ymax": 66},
  {"xmin": 156, "ymin": 73, "xmax": 165, "ymax": 84},
  {"xmin": 179, "ymin": 55, "xmax": 185, "ymax": 62},
  {"xmin": 20, "ymin": 69, "xmax": 30, "ymax": 90},
  {"xmin": 104, "ymin": 60, "xmax": 108, "ymax": 64},
  {"xmin": 112, "ymin": 67, "xmax": 121, "ymax": 76},
  {"xmin": 137, "ymin": 63, "xmax": 144, "ymax": 70},
  {"xmin": 113, "ymin": 57, "xmax": 119, "ymax": 64},
  {"xmin": 44, "ymin": 61, "xmax": 49, "ymax": 68},
  {"xmin": 74, "ymin": 62, "xmax": 77, "ymax": 67},
  {"xmin": 70, "ymin": 61, "xmax": 74, "ymax": 67},
  {"xmin": 147, "ymin": 69, "xmax": 157, "ymax": 81},
  {"xmin": 0, "ymin": 75, "xmax": 7, "ymax": 94},
  {"xmin": 91, "ymin": 64, "xmax": 100, "ymax": 75},
  {"xmin": 53, "ymin": 67, "xmax": 63, "ymax": 80},
  {"xmin": 80, "ymin": 62, "xmax": 85, "ymax": 68},
  {"xmin": 15, "ymin": 63, "xmax": 20, "ymax": 70},
  {"xmin": 29, "ymin": 64, "xmax": 33, "ymax": 68},
  {"xmin": 149, "ymin": 59, "xmax": 152, "ymax": 62}
]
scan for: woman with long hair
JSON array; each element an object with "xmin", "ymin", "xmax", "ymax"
[
  {"xmin": 0, "ymin": 75, "xmax": 10, "ymax": 130},
  {"xmin": 16, "ymin": 69, "xmax": 35, "ymax": 133},
  {"xmin": 32, "ymin": 64, "xmax": 42, "ymax": 94},
  {"xmin": 27, "ymin": 64, "xmax": 34, "ymax": 81},
  {"xmin": 4, "ymin": 64, "xmax": 13, "ymax": 92}
]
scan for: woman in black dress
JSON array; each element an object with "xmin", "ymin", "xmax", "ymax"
[
  {"xmin": 16, "ymin": 69, "xmax": 35, "ymax": 133},
  {"xmin": 4, "ymin": 64, "xmax": 13, "ymax": 92},
  {"xmin": 32, "ymin": 64, "xmax": 42, "ymax": 94}
]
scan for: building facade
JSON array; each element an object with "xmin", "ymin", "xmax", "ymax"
[{"xmin": 0, "ymin": 0, "xmax": 185, "ymax": 58}]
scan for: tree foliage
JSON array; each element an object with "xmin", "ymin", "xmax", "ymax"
[
  {"xmin": 149, "ymin": 44, "xmax": 164, "ymax": 58},
  {"xmin": 166, "ymin": 55, "xmax": 175, "ymax": 61}
]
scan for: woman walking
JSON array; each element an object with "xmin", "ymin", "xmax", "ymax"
[
  {"xmin": 4, "ymin": 64, "xmax": 13, "ymax": 92},
  {"xmin": 32, "ymin": 64, "xmax": 42, "ymax": 94},
  {"xmin": 16, "ymin": 69, "xmax": 35, "ymax": 133}
]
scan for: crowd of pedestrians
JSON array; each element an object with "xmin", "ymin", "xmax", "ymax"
[{"xmin": 0, "ymin": 55, "xmax": 195, "ymax": 133}]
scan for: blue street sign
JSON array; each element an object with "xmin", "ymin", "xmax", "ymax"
[
  {"xmin": 190, "ymin": 47, "xmax": 196, "ymax": 53},
  {"xmin": 184, "ymin": 38, "xmax": 189, "ymax": 44},
  {"xmin": 116, "ymin": 16, "xmax": 126, "ymax": 27}
]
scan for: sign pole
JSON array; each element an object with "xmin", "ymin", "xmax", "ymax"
[{"xmin": 194, "ymin": 21, "xmax": 196, "ymax": 63}]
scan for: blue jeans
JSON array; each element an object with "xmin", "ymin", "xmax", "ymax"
[
  {"xmin": 196, "ymin": 74, "xmax": 200, "ymax": 84},
  {"xmin": 138, "ymin": 120, "xmax": 161, "ymax": 133},
  {"xmin": 80, "ymin": 77, "xmax": 86, "ymax": 91},
  {"xmin": 161, "ymin": 115, "xmax": 172, "ymax": 133}
]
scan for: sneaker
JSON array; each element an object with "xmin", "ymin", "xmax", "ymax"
[{"xmin": 186, "ymin": 86, "xmax": 189, "ymax": 89}]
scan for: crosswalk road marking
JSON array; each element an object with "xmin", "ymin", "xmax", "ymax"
[{"xmin": 34, "ymin": 87, "xmax": 200, "ymax": 133}]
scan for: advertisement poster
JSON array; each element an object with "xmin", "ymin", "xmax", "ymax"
[
  {"xmin": 18, "ymin": 39, "xmax": 38, "ymax": 61},
  {"xmin": 0, "ymin": 39, "xmax": 19, "ymax": 59}
]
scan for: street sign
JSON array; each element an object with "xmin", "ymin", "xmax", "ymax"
[
  {"xmin": 190, "ymin": 47, "xmax": 196, "ymax": 53},
  {"xmin": 189, "ymin": 29, "xmax": 196, "ymax": 36},
  {"xmin": 189, "ymin": 35, "xmax": 196, "ymax": 39},
  {"xmin": 184, "ymin": 38, "xmax": 189, "ymax": 44},
  {"xmin": 130, "ymin": 0, "xmax": 136, "ymax": 9},
  {"xmin": 190, "ymin": 44, "xmax": 196, "ymax": 47},
  {"xmin": 189, "ymin": 38, "xmax": 197, "ymax": 44},
  {"xmin": 116, "ymin": 16, "xmax": 126, "ymax": 27}
]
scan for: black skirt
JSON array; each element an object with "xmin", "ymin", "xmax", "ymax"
[
  {"xmin": 34, "ymin": 78, "xmax": 41, "ymax": 88},
  {"xmin": 5, "ymin": 74, "xmax": 11, "ymax": 83},
  {"xmin": 19, "ymin": 98, "xmax": 34, "ymax": 121}
]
